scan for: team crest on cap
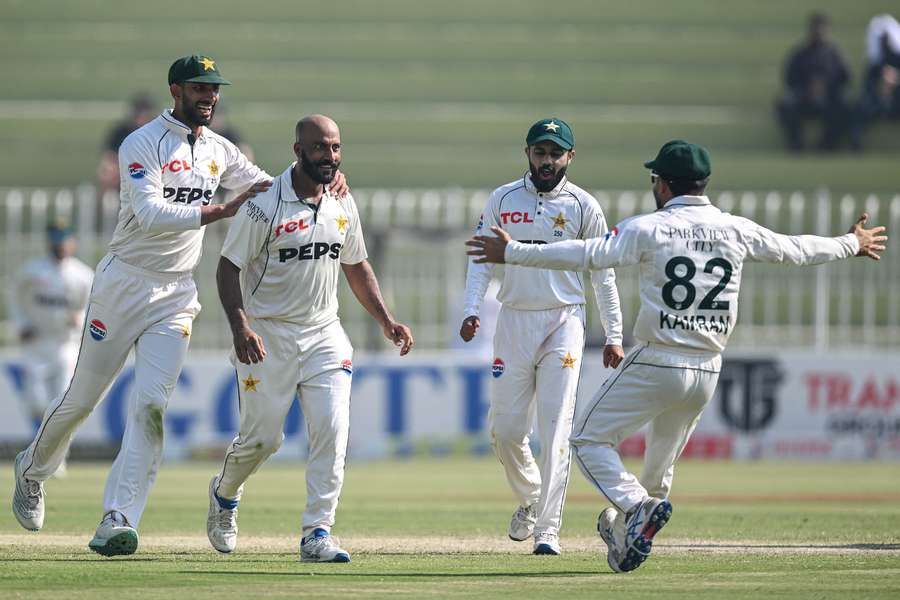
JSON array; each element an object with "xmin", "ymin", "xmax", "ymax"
[
  {"xmin": 89, "ymin": 319, "xmax": 108, "ymax": 341},
  {"xmin": 128, "ymin": 163, "xmax": 145, "ymax": 179},
  {"xmin": 492, "ymin": 358, "xmax": 505, "ymax": 378},
  {"xmin": 199, "ymin": 57, "xmax": 216, "ymax": 71},
  {"xmin": 544, "ymin": 121, "xmax": 561, "ymax": 132},
  {"xmin": 340, "ymin": 359, "xmax": 353, "ymax": 374}
]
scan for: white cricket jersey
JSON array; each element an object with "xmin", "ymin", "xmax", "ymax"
[
  {"xmin": 464, "ymin": 174, "xmax": 622, "ymax": 344},
  {"xmin": 220, "ymin": 163, "xmax": 368, "ymax": 327},
  {"xmin": 505, "ymin": 195, "xmax": 860, "ymax": 354},
  {"xmin": 109, "ymin": 110, "xmax": 269, "ymax": 273},
  {"xmin": 10, "ymin": 256, "xmax": 93, "ymax": 344}
]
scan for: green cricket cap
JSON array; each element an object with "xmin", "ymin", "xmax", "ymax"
[
  {"xmin": 168, "ymin": 55, "xmax": 231, "ymax": 86},
  {"xmin": 644, "ymin": 140, "xmax": 711, "ymax": 180},
  {"xmin": 526, "ymin": 118, "xmax": 575, "ymax": 150}
]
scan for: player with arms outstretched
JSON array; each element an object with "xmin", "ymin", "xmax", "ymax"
[{"xmin": 467, "ymin": 139, "xmax": 887, "ymax": 572}]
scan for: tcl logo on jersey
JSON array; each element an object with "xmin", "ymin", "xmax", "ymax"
[
  {"xmin": 163, "ymin": 187, "xmax": 214, "ymax": 204},
  {"xmin": 89, "ymin": 319, "xmax": 108, "ymax": 341},
  {"xmin": 161, "ymin": 159, "xmax": 191, "ymax": 174},
  {"xmin": 128, "ymin": 163, "xmax": 145, "ymax": 179},
  {"xmin": 274, "ymin": 218, "xmax": 310, "ymax": 237},
  {"xmin": 500, "ymin": 211, "xmax": 534, "ymax": 224},
  {"xmin": 340, "ymin": 359, "xmax": 353, "ymax": 374},
  {"xmin": 278, "ymin": 242, "xmax": 342, "ymax": 262},
  {"xmin": 492, "ymin": 358, "xmax": 505, "ymax": 378}
]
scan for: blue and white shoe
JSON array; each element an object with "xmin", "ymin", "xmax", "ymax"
[
  {"xmin": 508, "ymin": 504, "xmax": 537, "ymax": 541},
  {"xmin": 616, "ymin": 497, "xmax": 672, "ymax": 572},
  {"xmin": 597, "ymin": 507, "xmax": 626, "ymax": 572},
  {"xmin": 532, "ymin": 531, "xmax": 561, "ymax": 555},
  {"xmin": 300, "ymin": 528, "xmax": 350, "ymax": 563},
  {"xmin": 207, "ymin": 476, "xmax": 238, "ymax": 553}
]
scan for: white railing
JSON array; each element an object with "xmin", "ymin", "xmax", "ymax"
[{"xmin": 1, "ymin": 186, "xmax": 898, "ymax": 350}]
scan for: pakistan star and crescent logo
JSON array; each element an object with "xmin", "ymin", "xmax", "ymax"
[
  {"xmin": 243, "ymin": 374, "xmax": 260, "ymax": 392},
  {"xmin": 209, "ymin": 160, "xmax": 219, "ymax": 176},
  {"xmin": 552, "ymin": 214, "xmax": 568, "ymax": 229},
  {"xmin": 180, "ymin": 325, "xmax": 191, "ymax": 338},
  {"xmin": 199, "ymin": 57, "xmax": 216, "ymax": 71},
  {"xmin": 335, "ymin": 214, "xmax": 349, "ymax": 233},
  {"xmin": 561, "ymin": 352, "xmax": 577, "ymax": 369},
  {"xmin": 544, "ymin": 121, "xmax": 560, "ymax": 132}
]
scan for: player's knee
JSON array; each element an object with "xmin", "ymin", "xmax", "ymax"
[
  {"xmin": 252, "ymin": 431, "xmax": 284, "ymax": 457},
  {"xmin": 490, "ymin": 420, "xmax": 529, "ymax": 445}
]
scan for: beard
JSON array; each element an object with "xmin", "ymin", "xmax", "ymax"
[
  {"xmin": 182, "ymin": 101, "xmax": 215, "ymax": 128},
  {"xmin": 300, "ymin": 149, "xmax": 340, "ymax": 184},
  {"xmin": 529, "ymin": 162, "xmax": 567, "ymax": 193}
]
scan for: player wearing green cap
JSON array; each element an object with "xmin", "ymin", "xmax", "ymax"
[
  {"xmin": 466, "ymin": 139, "xmax": 887, "ymax": 572},
  {"xmin": 11, "ymin": 55, "xmax": 350, "ymax": 557},
  {"xmin": 460, "ymin": 118, "xmax": 624, "ymax": 555}
]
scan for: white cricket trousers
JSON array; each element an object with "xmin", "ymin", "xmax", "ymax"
[
  {"xmin": 21, "ymin": 339, "xmax": 79, "ymax": 422},
  {"xmin": 215, "ymin": 318, "xmax": 353, "ymax": 537},
  {"xmin": 21, "ymin": 254, "xmax": 199, "ymax": 527},
  {"xmin": 489, "ymin": 304, "xmax": 585, "ymax": 537},
  {"xmin": 570, "ymin": 342, "xmax": 721, "ymax": 513}
]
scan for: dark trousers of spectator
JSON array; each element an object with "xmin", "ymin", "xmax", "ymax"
[
  {"xmin": 850, "ymin": 87, "xmax": 900, "ymax": 151},
  {"xmin": 775, "ymin": 94, "xmax": 848, "ymax": 151}
]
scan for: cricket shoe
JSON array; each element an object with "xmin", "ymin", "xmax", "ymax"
[
  {"xmin": 12, "ymin": 451, "xmax": 44, "ymax": 531},
  {"xmin": 597, "ymin": 507, "xmax": 627, "ymax": 572},
  {"xmin": 616, "ymin": 497, "xmax": 673, "ymax": 572},
  {"xmin": 532, "ymin": 531, "xmax": 561, "ymax": 555},
  {"xmin": 508, "ymin": 503, "xmax": 537, "ymax": 541},
  {"xmin": 88, "ymin": 510, "xmax": 138, "ymax": 556},
  {"xmin": 207, "ymin": 476, "xmax": 238, "ymax": 553},
  {"xmin": 300, "ymin": 528, "xmax": 350, "ymax": 563}
]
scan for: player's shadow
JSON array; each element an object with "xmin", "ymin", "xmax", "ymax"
[
  {"xmin": 181, "ymin": 569, "xmax": 606, "ymax": 578},
  {"xmin": 666, "ymin": 543, "xmax": 900, "ymax": 551}
]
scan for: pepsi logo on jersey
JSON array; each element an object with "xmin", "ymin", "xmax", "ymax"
[
  {"xmin": 492, "ymin": 358, "xmax": 505, "ymax": 378},
  {"xmin": 128, "ymin": 163, "xmax": 146, "ymax": 179},
  {"xmin": 340, "ymin": 359, "xmax": 353, "ymax": 374},
  {"xmin": 164, "ymin": 187, "xmax": 214, "ymax": 204},
  {"xmin": 278, "ymin": 242, "xmax": 343, "ymax": 262},
  {"xmin": 89, "ymin": 319, "xmax": 108, "ymax": 341}
]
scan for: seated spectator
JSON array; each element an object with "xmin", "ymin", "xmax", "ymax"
[
  {"xmin": 850, "ymin": 14, "xmax": 900, "ymax": 150},
  {"xmin": 96, "ymin": 93, "xmax": 157, "ymax": 196},
  {"xmin": 775, "ymin": 13, "xmax": 851, "ymax": 152}
]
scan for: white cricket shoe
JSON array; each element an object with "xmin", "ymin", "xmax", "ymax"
[
  {"xmin": 532, "ymin": 531, "xmax": 561, "ymax": 555},
  {"xmin": 300, "ymin": 528, "xmax": 350, "ymax": 563},
  {"xmin": 508, "ymin": 503, "xmax": 537, "ymax": 541},
  {"xmin": 616, "ymin": 497, "xmax": 673, "ymax": 572},
  {"xmin": 597, "ymin": 507, "xmax": 627, "ymax": 572},
  {"xmin": 207, "ymin": 476, "xmax": 238, "ymax": 553},
  {"xmin": 88, "ymin": 510, "xmax": 138, "ymax": 556},
  {"xmin": 12, "ymin": 451, "xmax": 44, "ymax": 531}
]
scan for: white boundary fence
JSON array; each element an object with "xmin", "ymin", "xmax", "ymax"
[{"xmin": 1, "ymin": 186, "xmax": 898, "ymax": 350}]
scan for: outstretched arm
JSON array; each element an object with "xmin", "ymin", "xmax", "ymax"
[
  {"xmin": 341, "ymin": 260, "xmax": 414, "ymax": 355},
  {"xmin": 745, "ymin": 213, "xmax": 886, "ymax": 264}
]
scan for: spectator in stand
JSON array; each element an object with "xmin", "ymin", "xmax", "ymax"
[
  {"xmin": 850, "ymin": 14, "xmax": 900, "ymax": 151},
  {"xmin": 96, "ymin": 93, "xmax": 157, "ymax": 196},
  {"xmin": 775, "ymin": 13, "xmax": 852, "ymax": 152}
]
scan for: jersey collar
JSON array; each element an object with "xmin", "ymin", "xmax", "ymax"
[
  {"xmin": 160, "ymin": 109, "xmax": 208, "ymax": 140},
  {"xmin": 523, "ymin": 172, "xmax": 569, "ymax": 199},
  {"xmin": 661, "ymin": 195, "xmax": 711, "ymax": 209},
  {"xmin": 279, "ymin": 162, "xmax": 332, "ymax": 204}
]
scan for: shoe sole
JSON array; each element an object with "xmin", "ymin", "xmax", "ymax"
[
  {"xmin": 508, "ymin": 533, "xmax": 532, "ymax": 542},
  {"xmin": 88, "ymin": 530, "xmax": 139, "ymax": 557},
  {"xmin": 301, "ymin": 553, "xmax": 350, "ymax": 563},
  {"xmin": 617, "ymin": 501, "xmax": 672, "ymax": 573},
  {"xmin": 533, "ymin": 544, "xmax": 560, "ymax": 555}
]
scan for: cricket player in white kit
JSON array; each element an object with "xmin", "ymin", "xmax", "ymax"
[
  {"xmin": 467, "ymin": 139, "xmax": 887, "ymax": 572},
  {"xmin": 10, "ymin": 55, "xmax": 313, "ymax": 556},
  {"xmin": 10, "ymin": 223, "xmax": 93, "ymax": 472},
  {"xmin": 461, "ymin": 118, "xmax": 624, "ymax": 555},
  {"xmin": 207, "ymin": 115, "xmax": 413, "ymax": 562}
]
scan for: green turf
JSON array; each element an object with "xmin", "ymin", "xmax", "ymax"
[
  {"xmin": 1, "ymin": 0, "xmax": 899, "ymax": 192},
  {"xmin": 1, "ymin": 458, "xmax": 899, "ymax": 598}
]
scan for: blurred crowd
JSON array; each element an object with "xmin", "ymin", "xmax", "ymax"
[{"xmin": 776, "ymin": 12, "xmax": 900, "ymax": 152}]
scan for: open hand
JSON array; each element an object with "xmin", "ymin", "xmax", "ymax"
[
  {"xmin": 383, "ymin": 321, "xmax": 414, "ymax": 356},
  {"xmin": 850, "ymin": 213, "xmax": 888, "ymax": 260},
  {"xmin": 466, "ymin": 226, "xmax": 512, "ymax": 264}
]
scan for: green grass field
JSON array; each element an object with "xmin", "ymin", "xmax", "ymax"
[
  {"xmin": 1, "ymin": 458, "xmax": 899, "ymax": 599},
  {"xmin": 2, "ymin": 0, "xmax": 900, "ymax": 192}
]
